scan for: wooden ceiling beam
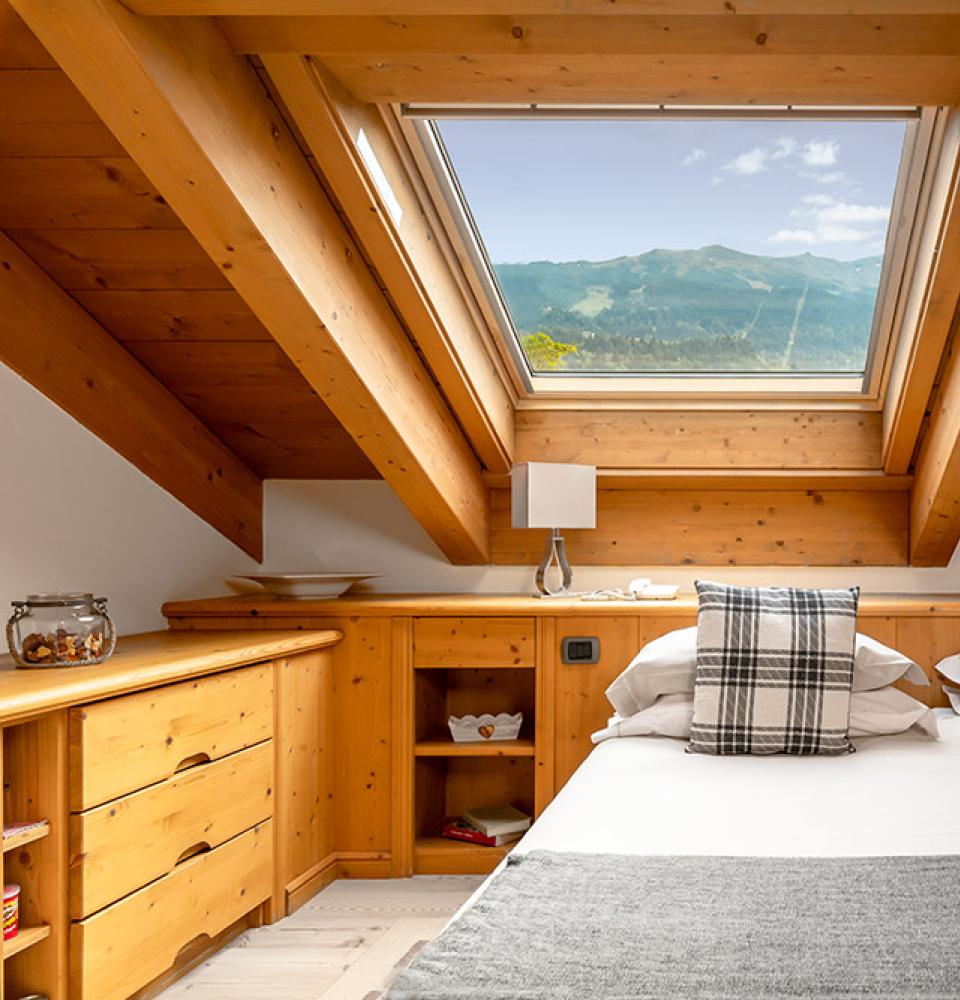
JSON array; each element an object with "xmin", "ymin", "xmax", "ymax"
[
  {"xmin": 263, "ymin": 54, "xmax": 514, "ymax": 474},
  {"xmin": 223, "ymin": 14, "xmax": 960, "ymax": 58},
  {"xmin": 0, "ymin": 231, "xmax": 264, "ymax": 558},
  {"xmin": 121, "ymin": 2, "xmax": 960, "ymax": 16},
  {"xmin": 313, "ymin": 53, "xmax": 960, "ymax": 105},
  {"xmin": 909, "ymin": 332, "xmax": 960, "ymax": 566},
  {"xmin": 13, "ymin": 0, "xmax": 490, "ymax": 564}
]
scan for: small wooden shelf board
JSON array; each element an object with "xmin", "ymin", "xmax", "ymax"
[
  {"xmin": 2, "ymin": 820, "xmax": 50, "ymax": 853},
  {"xmin": 415, "ymin": 737, "xmax": 535, "ymax": 758},
  {"xmin": 414, "ymin": 836, "xmax": 508, "ymax": 875},
  {"xmin": 3, "ymin": 923, "xmax": 51, "ymax": 960}
]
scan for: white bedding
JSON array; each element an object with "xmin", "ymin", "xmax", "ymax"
[{"xmin": 517, "ymin": 713, "xmax": 960, "ymax": 858}]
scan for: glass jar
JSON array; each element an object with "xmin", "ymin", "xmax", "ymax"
[{"xmin": 5, "ymin": 594, "xmax": 116, "ymax": 669}]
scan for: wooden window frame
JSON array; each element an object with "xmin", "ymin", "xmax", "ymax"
[{"xmin": 399, "ymin": 104, "xmax": 943, "ymax": 409}]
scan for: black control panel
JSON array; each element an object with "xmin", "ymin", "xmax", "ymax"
[{"xmin": 561, "ymin": 636, "xmax": 601, "ymax": 664}]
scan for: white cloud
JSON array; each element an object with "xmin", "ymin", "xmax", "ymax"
[
  {"xmin": 682, "ymin": 147, "xmax": 706, "ymax": 166},
  {"xmin": 802, "ymin": 193, "xmax": 836, "ymax": 206},
  {"xmin": 770, "ymin": 136, "xmax": 797, "ymax": 160},
  {"xmin": 725, "ymin": 146, "xmax": 770, "ymax": 175},
  {"xmin": 710, "ymin": 175, "xmax": 723, "ymax": 187},
  {"xmin": 801, "ymin": 139, "xmax": 839, "ymax": 167},
  {"xmin": 768, "ymin": 195, "xmax": 888, "ymax": 246},
  {"xmin": 768, "ymin": 228, "xmax": 818, "ymax": 245},
  {"xmin": 799, "ymin": 169, "xmax": 846, "ymax": 185}
]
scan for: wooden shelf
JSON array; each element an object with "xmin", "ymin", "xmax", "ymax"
[
  {"xmin": 413, "ymin": 662, "xmax": 535, "ymax": 670},
  {"xmin": 3, "ymin": 924, "xmax": 51, "ymax": 961},
  {"xmin": 414, "ymin": 836, "xmax": 507, "ymax": 875},
  {"xmin": 415, "ymin": 737, "xmax": 535, "ymax": 758},
  {"xmin": 2, "ymin": 820, "xmax": 50, "ymax": 854}
]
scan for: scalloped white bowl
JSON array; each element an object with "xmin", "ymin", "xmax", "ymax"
[{"xmin": 228, "ymin": 573, "xmax": 381, "ymax": 600}]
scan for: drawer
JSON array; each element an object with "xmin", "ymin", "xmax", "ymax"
[
  {"xmin": 70, "ymin": 741, "xmax": 274, "ymax": 919},
  {"xmin": 69, "ymin": 663, "xmax": 273, "ymax": 810},
  {"xmin": 413, "ymin": 618, "xmax": 535, "ymax": 668},
  {"xmin": 72, "ymin": 820, "xmax": 273, "ymax": 1000}
]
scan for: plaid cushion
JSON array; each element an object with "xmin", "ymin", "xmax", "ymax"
[{"xmin": 688, "ymin": 581, "xmax": 859, "ymax": 756}]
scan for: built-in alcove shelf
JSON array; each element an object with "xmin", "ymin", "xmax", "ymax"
[
  {"xmin": 3, "ymin": 820, "xmax": 51, "ymax": 854},
  {"xmin": 3, "ymin": 923, "xmax": 51, "ymax": 961},
  {"xmin": 414, "ymin": 737, "xmax": 535, "ymax": 758}
]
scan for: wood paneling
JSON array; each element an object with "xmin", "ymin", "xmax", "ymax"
[
  {"xmin": 554, "ymin": 616, "xmax": 639, "ymax": 790},
  {"xmin": 0, "ymin": 232, "xmax": 264, "ymax": 558},
  {"xmin": 0, "ymin": 38, "xmax": 375, "ymax": 483},
  {"xmin": 515, "ymin": 409, "xmax": 883, "ymax": 470},
  {"xmin": 126, "ymin": 2, "xmax": 960, "ymax": 14},
  {"xmin": 320, "ymin": 53, "xmax": 960, "ymax": 105},
  {"xmin": 0, "ymin": 157, "xmax": 180, "ymax": 229},
  {"xmin": 13, "ymin": 0, "xmax": 490, "ymax": 563},
  {"xmin": 911, "ymin": 331, "xmax": 960, "ymax": 565},
  {"xmin": 266, "ymin": 56, "xmax": 514, "ymax": 474},
  {"xmin": 274, "ymin": 650, "xmax": 335, "ymax": 911},
  {"xmin": 229, "ymin": 14, "xmax": 960, "ymax": 57},
  {"xmin": 413, "ymin": 618, "xmax": 535, "ymax": 668},
  {"xmin": 74, "ymin": 289, "xmax": 273, "ymax": 341},
  {"xmin": 491, "ymin": 487, "xmax": 909, "ymax": 566}
]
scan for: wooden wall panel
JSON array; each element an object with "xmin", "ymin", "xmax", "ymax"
[
  {"xmin": 491, "ymin": 488, "xmax": 909, "ymax": 566},
  {"xmin": 515, "ymin": 409, "xmax": 883, "ymax": 470},
  {"xmin": 554, "ymin": 616, "xmax": 639, "ymax": 791}
]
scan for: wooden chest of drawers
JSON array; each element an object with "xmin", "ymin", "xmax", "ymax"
[{"xmin": 68, "ymin": 665, "xmax": 276, "ymax": 998}]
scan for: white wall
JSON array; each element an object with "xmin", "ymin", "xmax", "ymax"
[
  {"xmin": 0, "ymin": 367, "xmax": 258, "ymax": 649},
  {"xmin": 264, "ymin": 480, "xmax": 960, "ymax": 597},
  {"xmin": 4, "ymin": 360, "xmax": 960, "ymax": 657}
]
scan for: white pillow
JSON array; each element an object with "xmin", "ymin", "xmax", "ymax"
[
  {"xmin": 605, "ymin": 626, "xmax": 929, "ymax": 717},
  {"xmin": 593, "ymin": 687, "xmax": 939, "ymax": 745},
  {"xmin": 591, "ymin": 693, "xmax": 693, "ymax": 744},
  {"xmin": 848, "ymin": 686, "xmax": 940, "ymax": 740}
]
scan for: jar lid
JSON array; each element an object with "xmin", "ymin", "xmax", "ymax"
[
  {"xmin": 12, "ymin": 593, "xmax": 101, "ymax": 608},
  {"xmin": 3, "ymin": 884, "xmax": 20, "ymax": 898}
]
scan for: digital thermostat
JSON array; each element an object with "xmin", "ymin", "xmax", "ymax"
[{"xmin": 561, "ymin": 636, "xmax": 600, "ymax": 664}]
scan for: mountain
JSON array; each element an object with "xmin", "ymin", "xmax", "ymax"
[{"xmin": 493, "ymin": 245, "xmax": 882, "ymax": 373}]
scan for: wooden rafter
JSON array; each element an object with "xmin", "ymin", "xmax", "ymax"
[
  {"xmin": 263, "ymin": 54, "xmax": 514, "ymax": 473},
  {"xmin": 0, "ymin": 231, "xmax": 264, "ymax": 558},
  {"xmin": 13, "ymin": 0, "xmax": 490, "ymax": 564},
  {"xmin": 909, "ymin": 331, "xmax": 960, "ymax": 566},
  {"xmin": 121, "ymin": 3, "xmax": 960, "ymax": 15}
]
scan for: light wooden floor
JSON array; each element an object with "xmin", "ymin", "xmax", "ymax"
[{"xmin": 158, "ymin": 876, "xmax": 484, "ymax": 999}]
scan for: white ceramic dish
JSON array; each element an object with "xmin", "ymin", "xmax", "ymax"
[{"xmin": 228, "ymin": 573, "xmax": 381, "ymax": 600}]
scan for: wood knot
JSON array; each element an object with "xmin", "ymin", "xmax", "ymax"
[
  {"xmin": 511, "ymin": 25, "xmax": 524, "ymax": 39},
  {"xmin": 755, "ymin": 32, "xmax": 767, "ymax": 45}
]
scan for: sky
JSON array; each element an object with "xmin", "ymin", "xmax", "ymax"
[{"xmin": 437, "ymin": 118, "xmax": 907, "ymax": 264}]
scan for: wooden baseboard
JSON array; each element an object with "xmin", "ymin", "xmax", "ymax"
[
  {"xmin": 286, "ymin": 852, "xmax": 339, "ymax": 914},
  {"xmin": 336, "ymin": 852, "xmax": 393, "ymax": 879}
]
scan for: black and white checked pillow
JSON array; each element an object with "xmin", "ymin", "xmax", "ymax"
[{"xmin": 688, "ymin": 581, "xmax": 859, "ymax": 756}]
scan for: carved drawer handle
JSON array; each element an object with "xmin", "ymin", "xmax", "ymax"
[
  {"xmin": 175, "ymin": 841, "xmax": 212, "ymax": 866},
  {"xmin": 173, "ymin": 751, "xmax": 212, "ymax": 773}
]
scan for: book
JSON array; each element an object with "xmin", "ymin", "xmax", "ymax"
[
  {"xmin": 462, "ymin": 804, "xmax": 531, "ymax": 838},
  {"xmin": 441, "ymin": 819, "xmax": 523, "ymax": 848}
]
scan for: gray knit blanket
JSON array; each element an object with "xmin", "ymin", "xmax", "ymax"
[{"xmin": 387, "ymin": 850, "xmax": 960, "ymax": 999}]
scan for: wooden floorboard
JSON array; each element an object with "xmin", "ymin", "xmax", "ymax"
[{"xmin": 156, "ymin": 876, "xmax": 483, "ymax": 999}]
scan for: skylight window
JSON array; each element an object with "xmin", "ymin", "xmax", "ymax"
[{"xmin": 418, "ymin": 111, "xmax": 919, "ymax": 385}]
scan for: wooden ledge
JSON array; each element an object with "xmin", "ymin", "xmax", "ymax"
[{"xmin": 0, "ymin": 629, "xmax": 341, "ymax": 726}]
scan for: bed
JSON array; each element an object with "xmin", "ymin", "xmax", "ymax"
[{"xmin": 388, "ymin": 715, "xmax": 960, "ymax": 999}]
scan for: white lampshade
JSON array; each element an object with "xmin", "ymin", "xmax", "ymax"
[{"xmin": 511, "ymin": 463, "xmax": 596, "ymax": 530}]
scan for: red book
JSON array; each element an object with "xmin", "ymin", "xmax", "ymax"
[{"xmin": 441, "ymin": 819, "xmax": 522, "ymax": 847}]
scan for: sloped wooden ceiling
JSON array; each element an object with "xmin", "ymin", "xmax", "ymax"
[
  {"xmin": 8, "ymin": 0, "xmax": 960, "ymax": 567},
  {"xmin": 0, "ymin": 4, "xmax": 377, "ymax": 484}
]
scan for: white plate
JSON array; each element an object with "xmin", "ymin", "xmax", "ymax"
[{"xmin": 228, "ymin": 573, "xmax": 381, "ymax": 600}]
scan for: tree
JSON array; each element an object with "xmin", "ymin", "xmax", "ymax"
[{"xmin": 521, "ymin": 331, "xmax": 579, "ymax": 371}]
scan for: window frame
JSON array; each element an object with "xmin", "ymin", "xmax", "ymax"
[{"xmin": 399, "ymin": 104, "xmax": 940, "ymax": 405}]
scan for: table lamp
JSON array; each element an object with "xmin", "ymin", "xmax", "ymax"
[{"xmin": 511, "ymin": 463, "xmax": 596, "ymax": 597}]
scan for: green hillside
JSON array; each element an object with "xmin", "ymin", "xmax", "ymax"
[{"xmin": 494, "ymin": 245, "xmax": 882, "ymax": 374}]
